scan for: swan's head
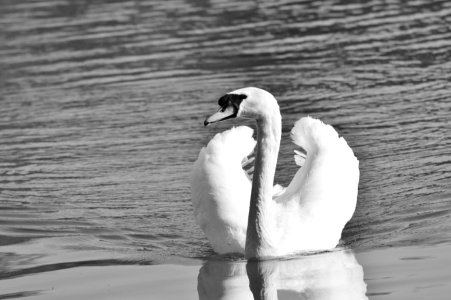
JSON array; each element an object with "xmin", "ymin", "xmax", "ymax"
[{"xmin": 204, "ymin": 87, "xmax": 279, "ymax": 126}]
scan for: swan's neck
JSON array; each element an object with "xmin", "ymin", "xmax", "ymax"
[{"xmin": 245, "ymin": 111, "xmax": 281, "ymax": 258}]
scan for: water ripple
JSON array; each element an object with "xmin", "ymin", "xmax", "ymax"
[{"xmin": 0, "ymin": 0, "xmax": 450, "ymax": 266}]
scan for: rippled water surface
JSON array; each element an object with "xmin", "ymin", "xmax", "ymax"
[{"xmin": 1, "ymin": 0, "xmax": 451, "ymax": 295}]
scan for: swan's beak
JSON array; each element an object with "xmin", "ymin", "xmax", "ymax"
[{"xmin": 204, "ymin": 106, "xmax": 237, "ymax": 126}]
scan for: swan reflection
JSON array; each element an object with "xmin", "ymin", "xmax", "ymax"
[{"xmin": 198, "ymin": 249, "xmax": 367, "ymax": 300}]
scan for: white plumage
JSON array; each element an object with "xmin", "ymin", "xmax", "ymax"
[
  {"xmin": 191, "ymin": 126, "xmax": 254, "ymax": 253},
  {"xmin": 191, "ymin": 87, "xmax": 359, "ymax": 258}
]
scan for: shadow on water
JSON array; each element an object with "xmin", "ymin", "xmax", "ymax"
[
  {"xmin": 198, "ymin": 249, "xmax": 367, "ymax": 300},
  {"xmin": 0, "ymin": 291, "xmax": 42, "ymax": 300},
  {"xmin": 0, "ymin": 258, "xmax": 153, "ymax": 281}
]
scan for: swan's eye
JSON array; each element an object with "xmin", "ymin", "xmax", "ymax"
[
  {"xmin": 218, "ymin": 95, "xmax": 229, "ymax": 107},
  {"xmin": 217, "ymin": 93, "xmax": 247, "ymax": 112}
]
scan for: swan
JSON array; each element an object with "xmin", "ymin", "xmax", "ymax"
[{"xmin": 190, "ymin": 87, "xmax": 359, "ymax": 259}]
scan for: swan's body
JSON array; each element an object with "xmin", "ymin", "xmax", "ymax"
[{"xmin": 191, "ymin": 88, "xmax": 359, "ymax": 258}]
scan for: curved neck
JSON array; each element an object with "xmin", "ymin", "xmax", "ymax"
[{"xmin": 245, "ymin": 111, "xmax": 281, "ymax": 259}]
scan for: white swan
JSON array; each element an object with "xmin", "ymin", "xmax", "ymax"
[{"xmin": 190, "ymin": 87, "xmax": 359, "ymax": 259}]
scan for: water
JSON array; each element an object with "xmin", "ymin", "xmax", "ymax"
[{"xmin": 1, "ymin": 0, "xmax": 451, "ymax": 298}]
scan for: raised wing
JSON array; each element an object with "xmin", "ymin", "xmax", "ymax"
[
  {"xmin": 190, "ymin": 126, "xmax": 256, "ymax": 254},
  {"xmin": 275, "ymin": 117, "xmax": 359, "ymax": 250}
]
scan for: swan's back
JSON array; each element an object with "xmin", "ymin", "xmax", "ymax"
[{"xmin": 190, "ymin": 126, "xmax": 255, "ymax": 254}]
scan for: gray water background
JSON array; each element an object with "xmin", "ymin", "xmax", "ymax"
[{"xmin": 1, "ymin": 0, "xmax": 451, "ymax": 272}]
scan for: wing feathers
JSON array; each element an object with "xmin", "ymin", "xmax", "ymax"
[
  {"xmin": 190, "ymin": 126, "xmax": 256, "ymax": 253},
  {"xmin": 276, "ymin": 116, "xmax": 359, "ymax": 250}
]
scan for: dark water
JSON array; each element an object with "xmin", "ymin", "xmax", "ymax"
[{"xmin": 1, "ymin": 0, "xmax": 451, "ymax": 296}]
